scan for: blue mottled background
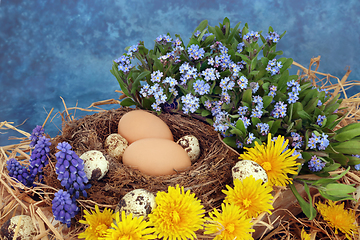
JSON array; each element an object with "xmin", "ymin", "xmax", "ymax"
[{"xmin": 1, "ymin": 0, "xmax": 359, "ymax": 145}]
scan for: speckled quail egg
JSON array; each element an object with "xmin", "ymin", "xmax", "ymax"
[
  {"xmin": 0, "ymin": 215, "xmax": 37, "ymax": 240},
  {"xmin": 232, "ymin": 160, "xmax": 268, "ymax": 184},
  {"xmin": 104, "ymin": 133, "xmax": 128, "ymax": 161},
  {"xmin": 176, "ymin": 135, "xmax": 200, "ymax": 162},
  {"xmin": 115, "ymin": 189, "xmax": 156, "ymax": 219},
  {"xmin": 80, "ymin": 150, "xmax": 109, "ymax": 180}
]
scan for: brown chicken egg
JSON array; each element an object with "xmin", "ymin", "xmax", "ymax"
[
  {"xmin": 123, "ymin": 138, "xmax": 191, "ymax": 176},
  {"xmin": 118, "ymin": 110, "xmax": 173, "ymax": 144}
]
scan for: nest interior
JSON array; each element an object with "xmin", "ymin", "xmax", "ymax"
[{"xmin": 43, "ymin": 107, "xmax": 239, "ymax": 211}]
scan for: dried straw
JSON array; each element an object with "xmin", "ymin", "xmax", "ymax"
[{"xmin": 1, "ymin": 56, "xmax": 360, "ymax": 239}]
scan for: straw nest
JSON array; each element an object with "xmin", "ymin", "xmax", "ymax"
[
  {"xmin": 44, "ymin": 107, "xmax": 239, "ymax": 210},
  {"xmin": 1, "ymin": 57, "xmax": 360, "ymax": 239}
]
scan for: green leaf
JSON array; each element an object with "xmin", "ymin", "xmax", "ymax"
[
  {"xmin": 236, "ymin": 119, "xmax": 246, "ymax": 134},
  {"xmin": 262, "ymin": 96, "xmax": 273, "ymax": 109},
  {"xmin": 227, "ymin": 21, "xmax": 241, "ymax": 44},
  {"xmin": 242, "ymin": 89, "xmax": 252, "ymax": 105},
  {"xmin": 303, "ymin": 97, "xmax": 318, "ymax": 115},
  {"xmin": 215, "ymin": 25, "xmax": 225, "ymax": 40},
  {"xmin": 194, "ymin": 19, "xmax": 208, "ymax": 33},
  {"xmin": 222, "ymin": 136, "xmax": 237, "ymax": 148},
  {"xmin": 270, "ymin": 119, "xmax": 282, "ymax": 135},
  {"xmin": 111, "ymin": 63, "xmax": 130, "ymax": 96},
  {"xmin": 298, "ymin": 110, "xmax": 312, "ymax": 121},
  {"xmin": 201, "ymin": 109, "xmax": 211, "ymax": 117},
  {"xmin": 318, "ymin": 189, "xmax": 355, "ymax": 202},
  {"xmin": 120, "ymin": 98, "xmax": 136, "ymax": 107},
  {"xmin": 321, "ymin": 163, "xmax": 341, "ymax": 172},
  {"xmin": 289, "ymin": 183, "xmax": 317, "ymax": 220},
  {"xmin": 347, "ymin": 156, "xmax": 360, "ymax": 165},
  {"xmin": 335, "ymin": 123, "xmax": 360, "ymax": 141},
  {"xmin": 331, "ymin": 140, "xmax": 360, "ymax": 155},
  {"xmin": 320, "ymin": 183, "xmax": 356, "ymax": 199},
  {"xmin": 280, "ymin": 58, "xmax": 293, "ymax": 73},
  {"xmin": 251, "ymin": 117, "xmax": 261, "ymax": 127}
]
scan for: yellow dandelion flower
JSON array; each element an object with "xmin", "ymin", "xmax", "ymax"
[
  {"xmin": 148, "ymin": 185, "xmax": 205, "ymax": 240},
  {"xmin": 101, "ymin": 211, "xmax": 155, "ymax": 240},
  {"xmin": 316, "ymin": 200, "xmax": 358, "ymax": 239},
  {"xmin": 222, "ymin": 177, "xmax": 274, "ymax": 218},
  {"xmin": 301, "ymin": 228, "xmax": 310, "ymax": 240},
  {"xmin": 239, "ymin": 134, "xmax": 300, "ymax": 186},
  {"xmin": 78, "ymin": 205, "xmax": 115, "ymax": 240},
  {"xmin": 204, "ymin": 203, "xmax": 254, "ymax": 240}
]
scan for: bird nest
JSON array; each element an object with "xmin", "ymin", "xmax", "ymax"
[{"xmin": 43, "ymin": 107, "xmax": 239, "ymax": 213}]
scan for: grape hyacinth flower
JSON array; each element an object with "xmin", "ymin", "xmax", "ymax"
[
  {"xmin": 6, "ymin": 158, "xmax": 32, "ymax": 187},
  {"xmin": 29, "ymin": 125, "xmax": 45, "ymax": 148},
  {"xmin": 55, "ymin": 142, "xmax": 91, "ymax": 201},
  {"xmin": 308, "ymin": 156, "xmax": 326, "ymax": 172},
  {"xmin": 29, "ymin": 136, "xmax": 51, "ymax": 181},
  {"xmin": 52, "ymin": 189, "xmax": 78, "ymax": 227}
]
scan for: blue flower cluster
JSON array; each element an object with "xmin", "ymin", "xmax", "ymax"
[
  {"xmin": 237, "ymin": 42, "xmax": 245, "ymax": 53},
  {"xmin": 271, "ymin": 101, "xmax": 287, "ymax": 119},
  {"xmin": 308, "ymin": 155, "xmax": 326, "ymax": 172},
  {"xmin": 265, "ymin": 31, "xmax": 280, "ymax": 43},
  {"xmin": 29, "ymin": 125, "xmax": 45, "ymax": 148},
  {"xmin": 55, "ymin": 142, "xmax": 91, "ymax": 201},
  {"xmin": 187, "ymin": 44, "xmax": 205, "ymax": 60},
  {"xmin": 251, "ymin": 96, "xmax": 264, "ymax": 118},
  {"xmin": 126, "ymin": 44, "xmax": 138, "ymax": 58},
  {"xmin": 268, "ymin": 85, "xmax": 277, "ymax": 97},
  {"xmin": 290, "ymin": 132, "xmax": 304, "ymax": 149},
  {"xmin": 52, "ymin": 189, "xmax": 78, "ymax": 227},
  {"xmin": 286, "ymin": 80, "xmax": 301, "ymax": 104},
  {"xmin": 266, "ymin": 59, "xmax": 282, "ymax": 76},
  {"xmin": 156, "ymin": 34, "xmax": 172, "ymax": 45},
  {"xmin": 115, "ymin": 55, "xmax": 132, "ymax": 73},
  {"xmin": 246, "ymin": 132, "xmax": 255, "ymax": 144},
  {"xmin": 140, "ymin": 71, "xmax": 169, "ymax": 112},
  {"xmin": 179, "ymin": 62, "xmax": 198, "ymax": 85},
  {"xmin": 243, "ymin": 30, "xmax": 259, "ymax": 43},
  {"xmin": 237, "ymin": 76, "xmax": 248, "ymax": 90},
  {"xmin": 250, "ymin": 82, "xmax": 259, "ymax": 93},
  {"xmin": 29, "ymin": 136, "xmax": 51, "ymax": 181},
  {"xmin": 307, "ymin": 132, "xmax": 329, "ymax": 150},
  {"xmin": 193, "ymin": 79, "xmax": 210, "ymax": 96},
  {"xmin": 159, "ymin": 38, "xmax": 184, "ymax": 64},
  {"xmin": 213, "ymin": 111, "xmax": 230, "ymax": 133},
  {"xmin": 316, "ymin": 115, "xmax": 326, "ymax": 127},
  {"xmin": 6, "ymin": 158, "xmax": 33, "ymax": 186},
  {"xmin": 256, "ymin": 123, "xmax": 270, "ymax": 136},
  {"xmin": 181, "ymin": 93, "xmax": 200, "ymax": 114},
  {"xmin": 352, "ymin": 155, "xmax": 360, "ymax": 171}
]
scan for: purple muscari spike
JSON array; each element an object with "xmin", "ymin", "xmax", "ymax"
[
  {"xmin": 52, "ymin": 189, "xmax": 78, "ymax": 227},
  {"xmin": 54, "ymin": 141, "xmax": 91, "ymax": 200},
  {"xmin": 29, "ymin": 125, "xmax": 45, "ymax": 148},
  {"xmin": 29, "ymin": 136, "xmax": 51, "ymax": 183}
]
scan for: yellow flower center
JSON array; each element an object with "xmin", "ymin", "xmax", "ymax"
[
  {"xmin": 261, "ymin": 162, "xmax": 272, "ymax": 171},
  {"xmin": 95, "ymin": 224, "xmax": 108, "ymax": 236},
  {"xmin": 242, "ymin": 198, "xmax": 252, "ymax": 208},
  {"xmin": 170, "ymin": 210, "xmax": 180, "ymax": 223},
  {"xmin": 227, "ymin": 223, "xmax": 235, "ymax": 233}
]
